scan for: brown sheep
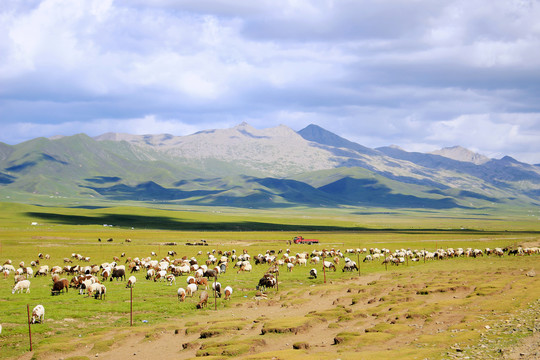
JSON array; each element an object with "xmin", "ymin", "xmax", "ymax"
[{"xmin": 196, "ymin": 291, "xmax": 209, "ymax": 309}]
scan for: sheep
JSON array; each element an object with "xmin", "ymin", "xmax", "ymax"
[
  {"xmin": 212, "ymin": 281, "xmax": 222, "ymax": 297},
  {"xmin": 186, "ymin": 276, "xmax": 196, "ymax": 285},
  {"xmin": 36, "ymin": 265, "xmax": 49, "ymax": 276},
  {"xmin": 186, "ymin": 283, "xmax": 198, "ymax": 297},
  {"xmin": 204, "ymin": 269, "xmax": 218, "ymax": 279},
  {"xmin": 223, "ymin": 286, "xmax": 233, "ymax": 300},
  {"xmin": 196, "ymin": 291, "xmax": 209, "ymax": 309},
  {"xmin": 256, "ymin": 274, "xmax": 276, "ymax": 291},
  {"xmin": 86, "ymin": 283, "xmax": 103, "ymax": 298},
  {"xmin": 51, "ymin": 279, "xmax": 69, "ymax": 295},
  {"xmin": 146, "ymin": 268, "xmax": 156, "ymax": 280},
  {"xmin": 166, "ymin": 274, "xmax": 176, "ymax": 286},
  {"xmin": 322, "ymin": 261, "xmax": 336, "ymax": 272},
  {"xmin": 126, "ymin": 276, "xmax": 137, "ymax": 288},
  {"xmin": 177, "ymin": 287, "xmax": 186, "ymax": 301},
  {"xmin": 12, "ymin": 280, "xmax": 31, "ymax": 294},
  {"xmin": 110, "ymin": 268, "xmax": 126, "ymax": 281},
  {"xmin": 287, "ymin": 263, "xmax": 294, "ymax": 272},
  {"xmin": 195, "ymin": 278, "xmax": 208, "ymax": 290},
  {"xmin": 78, "ymin": 279, "xmax": 94, "ymax": 295},
  {"xmin": 14, "ymin": 274, "xmax": 26, "ymax": 284},
  {"xmin": 342, "ymin": 261, "xmax": 359, "ymax": 272},
  {"xmin": 154, "ymin": 270, "xmax": 167, "ymax": 282},
  {"xmin": 237, "ymin": 262, "xmax": 252, "ymax": 273},
  {"xmin": 309, "ymin": 268, "xmax": 317, "ymax": 279},
  {"xmin": 31, "ymin": 304, "xmax": 45, "ymax": 324},
  {"xmin": 93, "ymin": 284, "xmax": 106, "ymax": 300}
]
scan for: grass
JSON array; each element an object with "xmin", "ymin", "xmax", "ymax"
[{"xmin": 0, "ymin": 201, "xmax": 539, "ymax": 359}]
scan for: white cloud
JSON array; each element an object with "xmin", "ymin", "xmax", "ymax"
[{"xmin": 1, "ymin": 0, "xmax": 540, "ymax": 163}]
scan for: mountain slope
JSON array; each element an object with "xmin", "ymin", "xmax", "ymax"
[{"xmin": 0, "ymin": 123, "xmax": 539, "ymax": 209}]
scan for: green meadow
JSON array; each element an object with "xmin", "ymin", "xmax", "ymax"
[{"xmin": 0, "ymin": 201, "xmax": 539, "ymax": 359}]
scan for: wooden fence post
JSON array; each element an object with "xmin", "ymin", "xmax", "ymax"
[
  {"xmin": 214, "ymin": 276, "xmax": 218, "ymax": 310},
  {"xmin": 27, "ymin": 304, "xmax": 32, "ymax": 351},
  {"xmin": 130, "ymin": 287, "xmax": 133, "ymax": 327},
  {"xmin": 323, "ymin": 255, "xmax": 327, "ymax": 284},
  {"xmin": 357, "ymin": 252, "xmax": 361, "ymax": 276}
]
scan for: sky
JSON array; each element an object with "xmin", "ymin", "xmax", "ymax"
[{"xmin": 1, "ymin": 0, "xmax": 540, "ymax": 164}]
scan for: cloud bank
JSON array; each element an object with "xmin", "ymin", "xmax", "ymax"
[{"xmin": 1, "ymin": 0, "xmax": 540, "ymax": 163}]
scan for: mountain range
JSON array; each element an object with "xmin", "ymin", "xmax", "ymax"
[{"xmin": 1, "ymin": 122, "xmax": 539, "ymax": 209}]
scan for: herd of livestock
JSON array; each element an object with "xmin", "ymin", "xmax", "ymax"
[{"xmin": 2, "ymin": 242, "xmax": 539, "ymax": 327}]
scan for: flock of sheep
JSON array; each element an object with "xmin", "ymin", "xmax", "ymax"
[{"xmin": 3, "ymin": 242, "xmax": 538, "ymax": 331}]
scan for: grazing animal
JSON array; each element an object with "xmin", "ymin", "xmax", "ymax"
[
  {"xmin": 177, "ymin": 287, "xmax": 186, "ymax": 301},
  {"xmin": 256, "ymin": 274, "xmax": 276, "ymax": 291},
  {"xmin": 195, "ymin": 277, "xmax": 208, "ymax": 289},
  {"xmin": 110, "ymin": 268, "xmax": 126, "ymax": 281},
  {"xmin": 126, "ymin": 276, "xmax": 137, "ymax": 288},
  {"xmin": 31, "ymin": 304, "xmax": 45, "ymax": 324},
  {"xmin": 342, "ymin": 261, "xmax": 359, "ymax": 272},
  {"xmin": 196, "ymin": 291, "xmax": 209, "ymax": 309},
  {"xmin": 186, "ymin": 283, "xmax": 198, "ymax": 297},
  {"xmin": 212, "ymin": 281, "xmax": 222, "ymax": 297},
  {"xmin": 322, "ymin": 261, "xmax": 336, "ymax": 272},
  {"xmin": 93, "ymin": 284, "xmax": 106, "ymax": 300},
  {"xmin": 166, "ymin": 274, "xmax": 176, "ymax": 286},
  {"xmin": 12, "ymin": 280, "xmax": 31, "ymax": 294},
  {"xmin": 51, "ymin": 279, "xmax": 68, "ymax": 295},
  {"xmin": 223, "ymin": 286, "xmax": 233, "ymax": 300},
  {"xmin": 204, "ymin": 269, "xmax": 218, "ymax": 279},
  {"xmin": 309, "ymin": 268, "xmax": 317, "ymax": 279}
]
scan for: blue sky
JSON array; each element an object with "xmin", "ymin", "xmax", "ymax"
[{"xmin": 1, "ymin": 0, "xmax": 540, "ymax": 164}]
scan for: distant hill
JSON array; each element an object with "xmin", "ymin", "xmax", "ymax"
[{"xmin": 0, "ymin": 123, "xmax": 539, "ymax": 209}]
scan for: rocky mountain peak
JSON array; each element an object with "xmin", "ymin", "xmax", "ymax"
[{"xmin": 430, "ymin": 146, "xmax": 490, "ymax": 165}]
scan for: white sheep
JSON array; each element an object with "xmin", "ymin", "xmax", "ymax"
[
  {"xmin": 12, "ymin": 280, "xmax": 31, "ymax": 294},
  {"xmin": 31, "ymin": 304, "xmax": 45, "ymax": 324},
  {"xmin": 186, "ymin": 283, "xmax": 198, "ymax": 297},
  {"xmin": 223, "ymin": 286, "xmax": 233, "ymax": 300},
  {"xmin": 126, "ymin": 275, "xmax": 136, "ymax": 288},
  {"xmin": 177, "ymin": 287, "xmax": 186, "ymax": 301}
]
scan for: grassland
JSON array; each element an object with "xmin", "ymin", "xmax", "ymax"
[{"xmin": 0, "ymin": 201, "xmax": 539, "ymax": 359}]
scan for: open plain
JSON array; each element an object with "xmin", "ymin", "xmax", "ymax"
[{"xmin": 1, "ymin": 202, "xmax": 539, "ymax": 360}]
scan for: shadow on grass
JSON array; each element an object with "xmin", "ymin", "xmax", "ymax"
[{"xmin": 25, "ymin": 211, "xmax": 540, "ymax": 234}]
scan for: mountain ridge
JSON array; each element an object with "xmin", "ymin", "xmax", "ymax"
[{"xmin": 0, "ymin": 123, "xmax": 538, "ymax": 209}]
